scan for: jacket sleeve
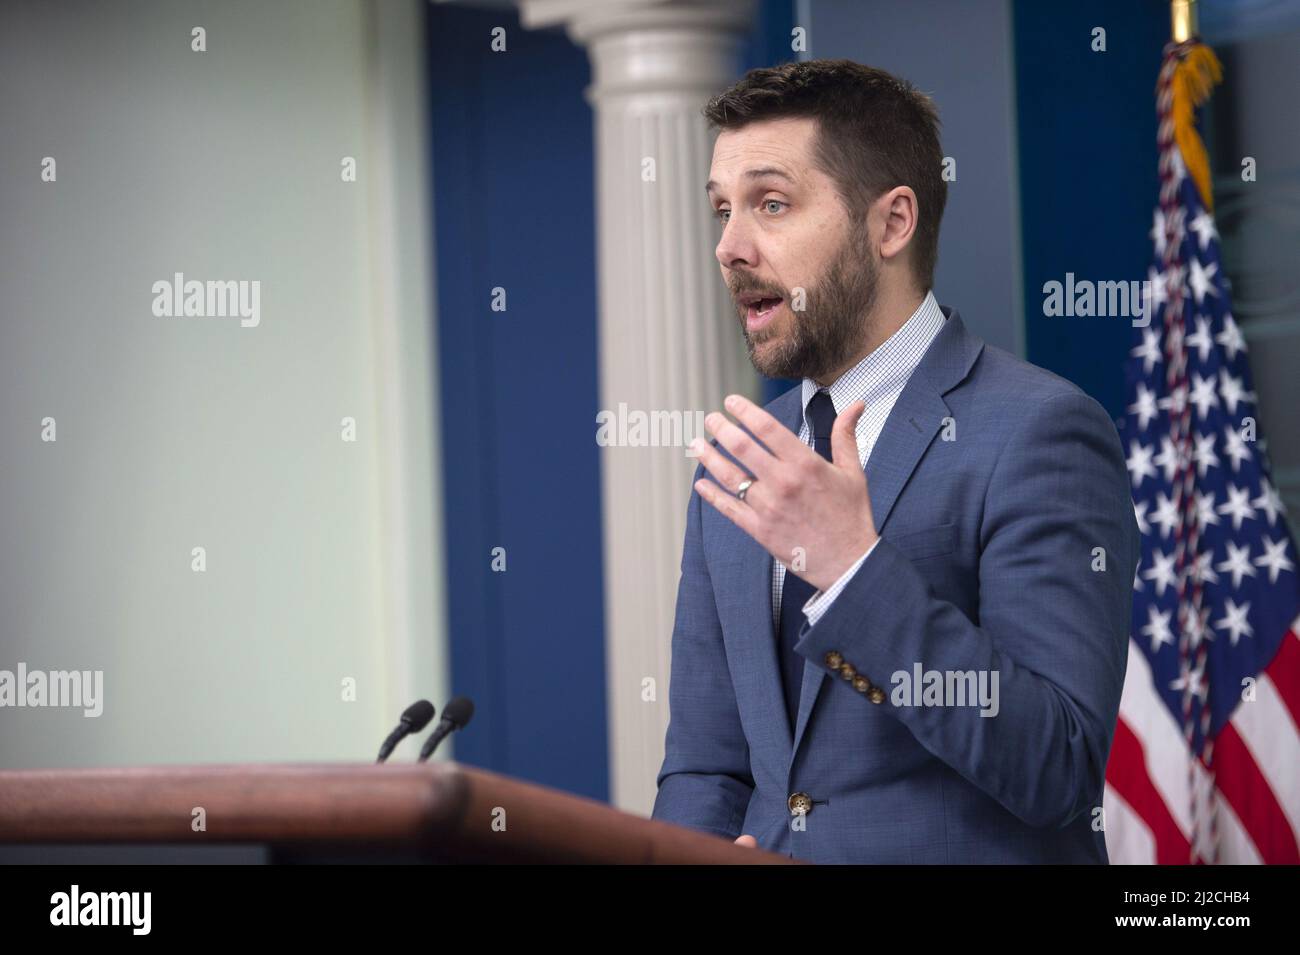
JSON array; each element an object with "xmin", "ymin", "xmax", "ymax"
[
  {"xmin": 650, "ymin": 459, "xmax": 755, "ymax": 839},
  {"xmin": 793, "ymin": 391, "xmax": 1139, "ymax": 828}
]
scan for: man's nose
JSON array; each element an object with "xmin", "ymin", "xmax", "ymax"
[{"xmin": 715, "ymin": 216, "xmax": 757, "ymax": 270}]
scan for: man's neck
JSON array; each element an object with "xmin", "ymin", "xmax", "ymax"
[{"xmin": 812, "ymin": 286, "xmax": 929, "ymax": 388}]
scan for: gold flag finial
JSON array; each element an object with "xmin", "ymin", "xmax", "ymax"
[{"xmin": 1172, "ymin": 0, "xmax": 1197, "ymax": 42}]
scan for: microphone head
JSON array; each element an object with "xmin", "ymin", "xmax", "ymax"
[
  {"xmin": 402, "ymin": 699, "xmax": 436, "ymax": 731},
  {"xmin": 443, "ymin": 696, "xmax": 474, "ymax": 728}
]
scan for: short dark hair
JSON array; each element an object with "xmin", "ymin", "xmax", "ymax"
[{"xmin": 703, "ymin": 59, "xmax": 946, "ymax": 292}]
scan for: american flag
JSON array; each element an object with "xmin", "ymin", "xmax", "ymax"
[{"xmin": 1102, "ymin": 39, "xmax": 1300, "ymax": 864}]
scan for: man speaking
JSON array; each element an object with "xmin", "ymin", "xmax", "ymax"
[{"xmin": 650, "ymin": 59, "xmax": 1139, "ymax": 863}]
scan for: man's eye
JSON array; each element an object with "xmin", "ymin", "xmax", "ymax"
[
  {"xmin": 714, "ymin": 207, "xmax": 730, "ymax": 223},
  {"xmin": 763, "ymin": 200, "xmax": 787, "ymax": 214}
]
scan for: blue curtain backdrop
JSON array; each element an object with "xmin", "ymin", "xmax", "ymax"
[
  {"xmin": 1014, "ymin": 0, "xmax": 1169, "ymax": 419},
  {"xmin": 429, "ymin": 4, "xmax": 605, "ymax": 797}
]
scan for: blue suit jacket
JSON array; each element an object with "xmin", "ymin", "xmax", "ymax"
[{"xmin": 651, "ymin": 307, "xmax": 1139, "ymax": 863}]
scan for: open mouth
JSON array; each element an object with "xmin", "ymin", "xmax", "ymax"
[{"xmin": 740, "ymin": 294, "xmax": 784, "ymax": 331}]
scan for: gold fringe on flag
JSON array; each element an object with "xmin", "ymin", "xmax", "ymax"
[{"xmin": 1169, "ymin": 43, "xmax": 1223, "ymax": 211}]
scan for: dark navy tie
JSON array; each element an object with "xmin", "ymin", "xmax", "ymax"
[{"xmin": 776, "ymin": 389, "xmax": 838, "ymax": 734}]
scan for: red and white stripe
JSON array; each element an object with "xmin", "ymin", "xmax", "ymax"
[{"xmin": 1104, "ymin": 617, "xmax": 1300, "ymax": 864}]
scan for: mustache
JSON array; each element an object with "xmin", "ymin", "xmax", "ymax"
[{"xmin": 726, "ymin": 276, "xmax": 786, "ymax": 301}]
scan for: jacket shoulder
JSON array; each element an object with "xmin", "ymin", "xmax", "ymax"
[{"xmin": 964, "ymin": 343, "xmax": 1121, "ymax": 435}]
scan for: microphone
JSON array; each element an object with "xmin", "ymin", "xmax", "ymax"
[
  {"xmin": 376, "ymin": 700, "xmax": 436, "ymax": 763},
  {"xmin": 417, "ymin": 696, "xmax": 475, "ymax": 763}
]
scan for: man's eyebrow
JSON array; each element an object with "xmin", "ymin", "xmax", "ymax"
[{"xmin": 705, "ymin": 167, "xmax": 796, "ymax": 195}]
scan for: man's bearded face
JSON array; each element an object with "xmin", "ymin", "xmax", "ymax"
[{"xmin": 727, "ymin": 219, "xmax": 877, "ymax": 382}]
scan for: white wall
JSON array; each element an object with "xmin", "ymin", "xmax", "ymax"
[{"xmin": 0, "ymin": 0, "xmax": 445, "ymax": 767}]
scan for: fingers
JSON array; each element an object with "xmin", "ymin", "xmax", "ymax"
[
  {"xmin": 720, "ymin": 393, "xmax": 806, "ymax": 462},
  {"xmin": 694, "ymin": 474, "xmax": 759, "ymax": 537},
  {"xmin": 734, "ymin": 834, "xmax": 758, "ymax": 848},
  {"xmin": 831, "ymin": 399, "xmax": 867, "ymax": 471},
  {"xmin": 690, "ymin": 435, "xmax": 752, "ymax": 497},
  {"xmin": 703, "ymin": 410, "xmax": 779, "ymax": 483}
]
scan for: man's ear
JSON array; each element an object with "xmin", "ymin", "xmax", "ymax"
[{"xmin": 878, "ymin": 186, "xmax": 918, "ymax": 264}]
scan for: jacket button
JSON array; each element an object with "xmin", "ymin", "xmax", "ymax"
[
  {"xmin": 787, "ymin": 792, "xmax": 813, "ymax": 816},
  {"xmin": 868, "ymin": 685, "xmax": 886, "ymax": 704},
  {"xmin": 852, "ymin": 674, "xmax": 872, "ymax": 694},
  {"xmin": 838, "ymin": 661, "xmax": 857, "ymax": 680},
  {"xmin": 824, "ymin": 650, "xmax": 843, "ymax": 669}
]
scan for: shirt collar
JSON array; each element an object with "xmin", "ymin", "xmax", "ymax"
[{"xmin": 800, "ymin": 289, "xmax": 946, "ymax": 420}]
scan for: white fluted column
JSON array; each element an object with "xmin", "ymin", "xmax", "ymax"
[{"xmin": 520, "ymin": 0, "xmax": 758, "ymax": 813}]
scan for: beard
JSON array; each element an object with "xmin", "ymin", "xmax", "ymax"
[{"xmin": 729, "ymin": 224, "xmax": 879, "ymax": 383}]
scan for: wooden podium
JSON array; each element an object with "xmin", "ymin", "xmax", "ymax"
[{"xmin": 0, "ymin": 762, "xmax": 799, "ymax": 864}]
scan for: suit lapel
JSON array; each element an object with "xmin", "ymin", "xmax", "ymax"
[{"xmin": 732, "ymin": 386, "xmax": 803, "ymax": 757}]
